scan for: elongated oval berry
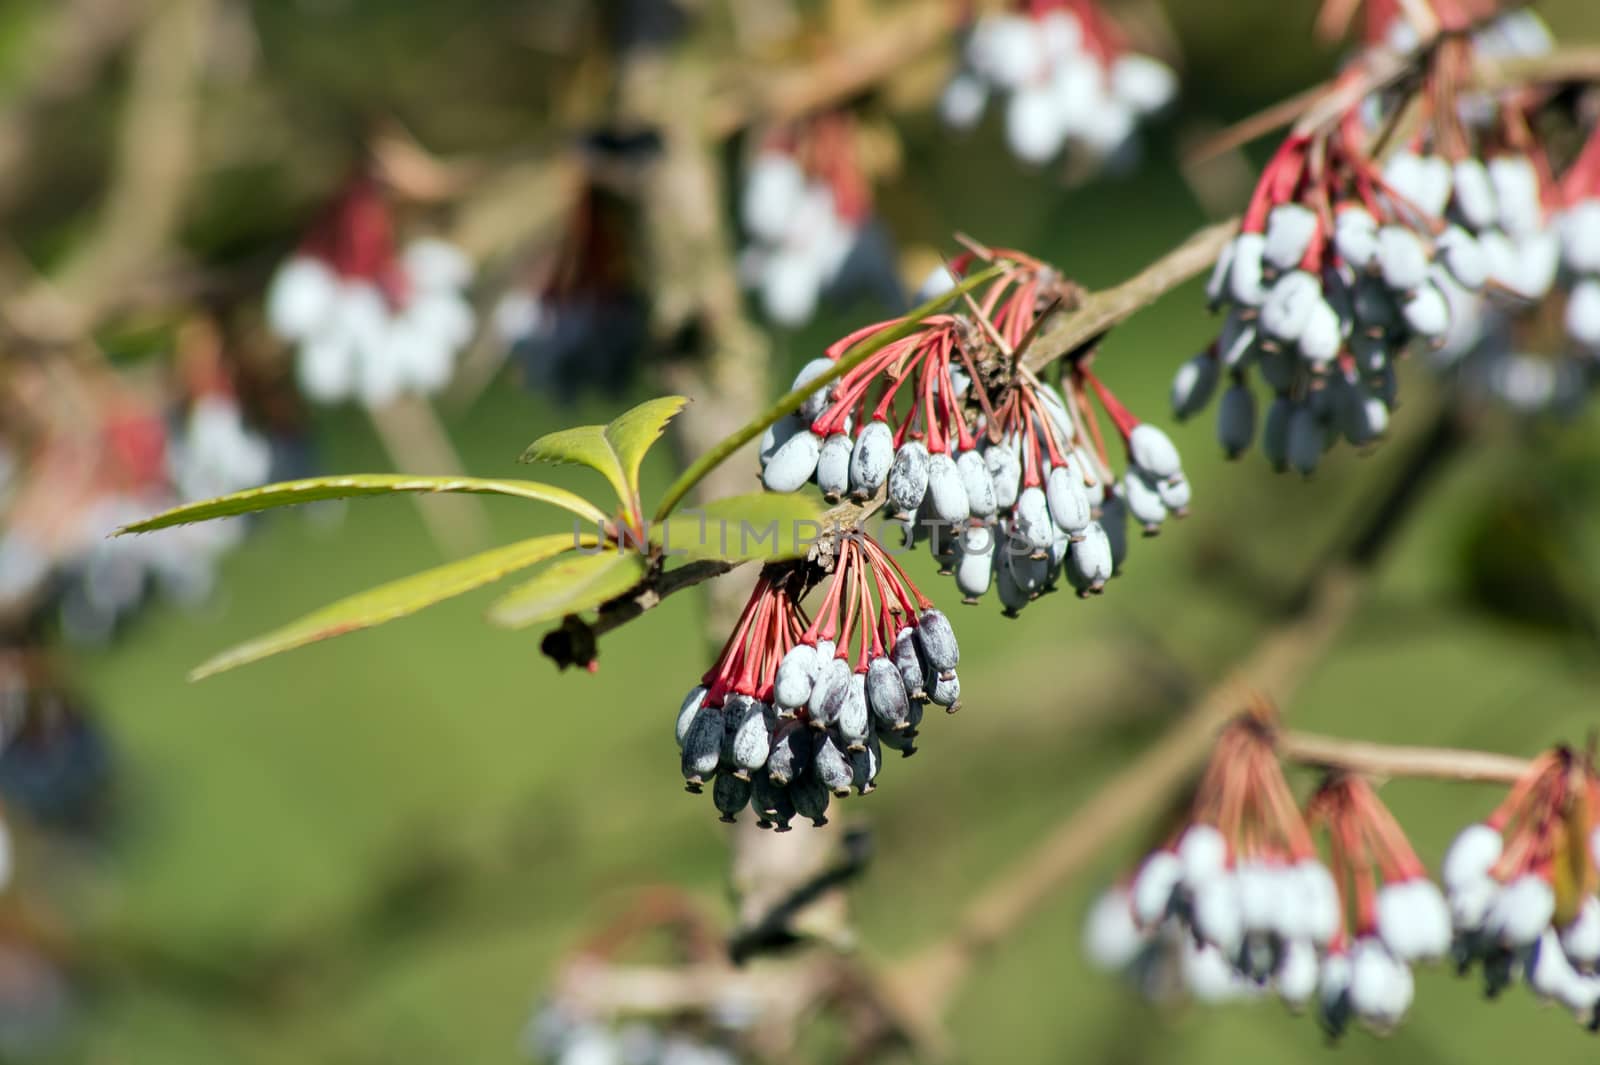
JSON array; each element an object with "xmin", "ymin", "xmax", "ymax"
[
  {"xmin": 1264, "ymin": 204, "xmax": 1319, "ymax": 272},
  {"xmin": 1565, "ymin": 277, "xmax": 1600, "ymax": 350},
  {"xmin": 816, "ymin": 432, "xmax": 852, "ymax": 500},
  {"xmin": 954, "ymin": 523, "xmax": 995, "ymax": 602},
  {"xmin": 995, "ymin": 549, "xmax": 1030, "ymax": 616},
  {"xmin": 813, "ymin": 733, "xmax": 855, "ymax": 796},
  {"xmin": 1437, "ymin": 226, "xmax": 1487, "ymax": 290},
  {"xmin": 1297, "ymin": 297, "xmax": 1343, "ymax": 366},
  {"xmin": 1488, "ymin": 154, "xmax": 1541, "ymax": 238},
  {"xmin": 1128, "ymin": 424, "xmax": 1182, "ymax": 481},
  {"xmin": 1401, "ymin": 283, "xmax": 1450, "ymax": 339},
  {"xmin": 956, "ymin": 450, "xmax": 997, "ymax": 518},
  {"xmin": 808, "ymin": 655, "xmax": 850, "ymax": 726},
  {"xmin": 766, "ymin": 720, "xmax": 810, "ymax": 785},
  {"xmin": 1083, "ymin": 890, "xmax": 1144, "ymax": 972},
  {"xmin": 1452, "ymin": 158, "xmax": 1497, "ymax": 230},
  {"xmin": 1157, "ymin": 473, "xmax": 1191, "ymax": 515},
  {"xmin": 790, "ymin": 769, "xmax": 832, "ymax": 826},
  {"xmin": 1045, "ymin": 463, "xmax": 1092, "ymax": 535},
  {"xmin": 773, "ymin": 643, "xmax": 817, "ymax": 711},
  {"xmin": 1217, "ymin": 310, "xmax": 1257, "ymax": 369},
  {"xmin": 1228, "ymin": 232, "xmax": 1268, "ymax": 306},
  {"xmin": 760, "ymin": 414, "xmax": 804, "ymax": 468},
  {"xmin": 1260, "ymin": 270, "xmax": 1321, "ymax": 342},
  {"xmin": 1206, "ymin": 238, "xmax": 1237, "ymax": 307},
  {"xmin": 1377, "ymin": 226, "xmax": 1429, "ymax": 292},
  {"xmin": 1075, "ymin": 447, "xmax": 1106, "ymax": 507},
  {"xmin": 1100, "ymin": 491, "xmax": 1129, "ymax": 572},
  {"xmin": 888, "ymin": 440, "xmax": 931, "ymax": 517},
  {"xmin": 731, "ymin": 699, "xmax": 774, "ymax": 773},
  {"xmin": 792, "ymin": 356, "xmax": 836, "ymax": 421},
  {"xmin": 926, "ymin": 452, "xmax": 971, "ymax": 524},
  {"xmin": 1006, "ymin": 539, "xmax": 1050, "ymax": 597},
  {"xmin": 1335, "ymin": 209, "xmax": 1379, "ymax": 271},
  {"xmin": 1217, "ymin": 382, "xmax": 1256, "ymax": 459},
  {"xmin": 680, "ymin": 703, "xmax": 724, "ymax": 789},
  {"xmin": 850, "ymin": 737, "xmax": 881, "ymax": 794},
  {"xmin": 1171, "ymin": 351, "xmax": 1220, "ymax": 420},
  {"xmin": 763, "ymin": 429, "xmax": 822, "ymax": 492},
  {"xmin": 892, "ymin": 627, "xmax": 927, "ymax": 699},
  {"xmin": 1066, "ymin": 522, "xmax": 1112, "ymax": 595},
  {"xmin": 1131, "ymin": 851, "xmax": 1182, "ymax": 927},
  {"xmin": 676, "ymin": 686, "xmax": 708, "ymax": 748},
  {"xmin": 1036, "ymin": 384, "xmax": 1076, "ymax": 445},
  {"xmin": 848, "ymin": 420, "xmax": 893, "ymax": 499},
  {"xmin": 927, "ymin": 669, "xmax": 961, "ymax": 709},
  {"xmin": 1122, "ymin": 469, "xmax": 1166, "ymax": 533},
  {"xmin": 1262, "ymin": 396, "xmax": 1293, "ymax": 472},
  {"xmin": 713, "ymin": 772, "xmax": 752, "ymax": 822},
  {"xmin": 838, "ymin": 673, "xmax": 870, "ymax": 751},
  {"xmin": 866, "ymin": 656, "xmax": 911, "ymax": 730},
  {"xmin": 916, "ymin": 609, "xmax": 960, "ymax": 676},
  {"xmin": 1286, "ymin": 404, "xmax": 1326, "ymax": 477},
  {"xmin": 985, "ymin": 441, "xmax": 1023, "ymax": 510},
  {"xmin": 750, "ymin": 773, "xmax": 795, "ymax": 830},
  {"xmin": 1014, "ymin": 486, "xmax": 1054, "ymax": 555}
]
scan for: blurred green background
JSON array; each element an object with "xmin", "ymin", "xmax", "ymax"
[{"xmin": 9, "ymin": 0, "xmax": 1600, "ymax": 1061}]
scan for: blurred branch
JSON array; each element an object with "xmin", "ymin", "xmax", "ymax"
[
  {"xmin": 365, "ymin": 398, "xmax": 494, "ymax": 558},
  {"xmin": 1278, "ymin": 730, "xmax": 1531, "ymax": 784},
  {"xmin": 889, "ymin": 401, "xmax": 1468, "ymax": 1024}
]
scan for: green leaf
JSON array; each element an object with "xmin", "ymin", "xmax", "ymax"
[
  {"xmin": 650, "ymin": 492, "xmax": 827, "ymax": 562},
  {"xmin": 485, "ymin": 548, "xmax": 649, "ymax": 630},
  {"xmin": 605, "ymin": 396, "xmax": 688, "ymax": 501},
  {"xmin": 518, "ymin": 425, "xmax": 631, "ymax": 509},
  {"xmin": 116, "ymin": 475, "xmax": 609, "ymax": 534},
  {"xmin": 188, "ymin": 533, "xmax": 582, "ymax": 680}
]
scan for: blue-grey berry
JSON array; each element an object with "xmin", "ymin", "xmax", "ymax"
[
  {"xmin": 816, "ymin": 432, "xmax": 852, "ymax": 500},
  {"xmin": 1014, "ymin": 485, "xmax": 1054, "ymax": 556},
  {"xmin": 1046, "ymin": 462, "xmax": 1092, "ymax": 535},
  {"xmin": 1287, "ymin": 403, "xmax": 1326, "ymax": 477},
  {"xmin": 892, "ymin": 626, "xmax": 927, "ymax": 699},
  {"xmin": 888, "ymin": 440, "xmax": 931, "ymax": 517},
  {"xmin": 848, "ymin": 420, "xmax": 894, "ymax": 499},
  {"xmin": 838, "ymin": 672, "xmax": 870, "ymax": 751},
  {"xmin": 927, "ymin": 669, "xmax": 961, "ymax": 710},
  {"xmin": 1263, "ymin": 395, "xmax": 1293, "ymax": 472},
  {"xmin": 813, "ymin": 733, "xmax": 855, "ymax": 796},
  {"xmin": 956, "ymin": 449, "xmax": 998, "ymax": 519},
  {"xmin": 916, "ymin": 608, "xmax": 960, "ymax": 676},
  {"xmin": 927, "ymin": 452, "xmax": 971, "ymax": 524},
  {"xmin": 762, "ymin": 429, "xmax": 822, "ymax": 492},
  {"xmin": 793, "ymin": 357, "xmax": 836, "ymax": 422},
  {"xmin": 773, "ymin": 643, "xmax": 817, "ymax": 712},
  {"xmin": 676, "ymin": 685, "xmax": 707, "ymax": 748},
  {"xmin": 808, "ymin": 654, "xmax": 850, "ymax": 727},
  {"xmin": 985, "ymin": 440, "xmax": 1023, "ymax": 510},
  {"xmin": 714, "ymin": 773, "xmax": 752, "ymax": 823},
  {"xmin": 954, "ymin": 522, "xmax": 995, "ymax": 602},
  {"xmin": 1123, "ymin": 469, "xmax": 1167, "ymax": 534},
  {"xmin": 866, "ymin": 656, "xmax": 912, "ymax": 730},
  {"xmin": 751, "ymin": 773, "xmax": 795, "ymax": 830},
  {"xmin": 760, "ymin": 414, "xmax": 804, "ymax": 468},
  {"xmin": 1171, "ymin": 353, "xmax": 1220, "ymax": 420},
  {"xmin": 790, "ymin": 769, "xmax": 831, "ymax": 826},
  {"xmin": 731, "ymin": 699, "xmax": 774, "ymax": 775},
  {"xmin": 766, "ymin": 720, "xmax": 810, "ymax": 785},
  {"xmin": 681, "ymin": 703, "xmax": 724, "ymax": 790}
]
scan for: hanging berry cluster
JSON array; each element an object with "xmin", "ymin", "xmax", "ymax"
[
  {"xmin": 1172, "ymin": 2, "xmax": 1600, "ymax": 466},
  {"xmin": 761, "ymin": 246, "xmax": 1189, "ymax": 615},
  {"xmin": 941, "ymin": 0, "xmax": 1177, "ymax": 169},
  {"xmin": 673, "ymin": 534, "xmax": 957, "ymax": 828}
]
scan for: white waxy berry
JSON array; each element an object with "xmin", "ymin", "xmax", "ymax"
[
  {"xmin": 1401, "ymin": 283, "xmax": 1451, "ymax": 339},
  {"xmin": 1528, "ymin": 928, "xmax": 1582, "ymax": 1003},
  {"xmin": 888, "ymin": 440, "xmax": 931, "ymax": 517},
  {"xmin": 927, "ymin": 452, "xmax": 971, "ymax": 524},
  {"xmin": 1045, "ymin": 463, "xmax": 1092, "ymax": 535},
  {"xmin": 1235, "ymin": 861, "xmax": 1287, "ymax": 933},
  {"xmin": 1177, "ymin": 824, "xmax": 1228, "ymax": 884},
  {"xmin": 1005, "ymin": 85, "xmax": 1066, "ymax": 165},
  {"xmin": 927, "ymin": 668, "xmax": 961, "ymax": 709},
  {"xmin": 1488, "ymin": 873, "xmax": 1555, "ymax": 947},
  {"xmin": 1083, "ymin": 888, "xmax": 1145, "ymax": 971},
  {"xmin": 1128, "ymin": 424, "xmax": 1181, "ymax": 481},
  {"xmin": 837, "ymin": 673, "xmax": 870, "ymax": 751},
  {"xmin": 266, "ymin": 256, "xmax": 337, "ymax": 341},
  {"xmin": 1335, "ymin": 207, "xmax": 1380, "ymax": 271},
  {"xmin": 1561, "ymin": 896, "xmax": 1600, "ymax": 967},
  {"xmin": 1383, "ymin": 152, "xmax": 1427, "ymax": 213},
  {"xmin": 1437, "ymin": 226, "xmax": 1488, "ymax": 290},
  {"xmin": 761, "ymin": 414, "xmax": 804, "ymax": 468},
  {"xmin": 1565, "ymin": 277, "xmax": 1600, "ymax": 350},
  {"xmin": 1228, "ymin": 233, "xmax": 1268, "ymax": 306},
  {"xmin": 954, "ymin": 523, "xmax": 996, "ymax": 601},
  {"xmin": 865, "ymin": 656, "xmax": 911, "ymax": 731},
  {"xmin": 1122, "ymin": 469, "xmax": 1167, "ymax": 533},
  {"xmin": 1066, "ymin": 521, "xmax": 1113, "ymax": 594},
  {"xmin": 1193, "ymin": 873, "xmax": 1244, "ymax": 954},
  {"xmin": 984, "ymin": 442, "xmax": 1023, "ymax": 510},
  {"xmin": 1278, "ymin": 938, "xmax": 1320, "ymax": 1007},
  {"xmin": 742, "ymin": 153, "xmax": 806, "ymax": 244},
  {"xmin": 1443, "ymin": 822, "xmax": 1503, "ymax": 890},
  {"xmin": 1294, "ymin": 859, "xmax": 1341, "ymax": 946},
  {"xmin": 1171, "ymin": 352, "xmax": 1220, "ymax": 420},
  {"xmin": 1217, "ymin": 382, "xmax": 1256, "ymax": 459},
  {"xmin": 731, "ymin": 699, "xmax": 774, "ymax": 772},
  {"xmin": 1452, "ymin": 158, "xmax": 1498, "ymax": 230},
  {"xmin": 1377, "ymin": 882, "xmax": 1422, "ymax": 961},
  {"xmin": 916, "ymin": 609, "xmax": 959, "ymax": 676},
  {"xmin": 773, "ymin": 644, "xmax": 818, "ymax": 711},
  {"xmin": 762, "ymin": 428, "xmax": 822, "ymax": 492},
  {"xmin": 1264, "ymin": 204, "xmax": 1320, "ymax": 272},
  {"xmin": 890, "ymin": 626, "xmax": 926, "ymax": 700},
  {"xmin": 1561, "ymin": 200, "xmax": 1600, "ymax": 274},
  {"xmin": 1286, "ymin": 403, "xmax": 1325, "ymax": 477},
  {"xmin": 1449, "ymin": 876, "xmax": 1498, "ymax": 931},
  {"xmin": 816, "ymin": 432, "xmax": 853, "ymax": 500},
  {"xmin": 812, "ymin": 733, "xmax": 855, "ymax": 796},
  {"xmin": 675, "ymin": 686, "xmax": 708, "ymax": 747},
  {"xmin": 792, "ymin": 356, "xmax": 837, "ymax": 421},
  {"xmin": 971, "ymin": 14, "xmax": 1044, "ymax": 87},
  {"xmin": 848, "ymin": 420, "xmax": 894, "ymax": 499},
  {"xmin": 956, "ymin": 449, "xmax": 997, "ymax": 519},
  {"xmin": 1111, "ymin": 53, "xmax": 1176, "ymax": 114},
  {"xmin": 1131, "ymin": 850, "xmax": 1182, "ymax": 926},
  {"xmin": 1488, "ymin": 154, "xmax": 1542, "ymax": 238},
  {"xmin": 1513, "ymin": 228, "xmax": 1561, "ymax": 300},
  {"xmin": 1348, "ymin": 939, "xmax": 1406, "ymax": 1026},
  {"xmin": 1296, "ymin": 296, "xmax": 1343, "ymax": 366},
  {"xmin": 1260, "ymin": 270, "xmax": 1322, "ymax": 342},
  {"xmin": 1377, "ymin": 225, "xmax": 1429, "ymax": 292},
  {"xmin": 939, "ymin": 72, "xmax": 989, "ymax": 131},
  {"xmin": 807, "ymin": 654, "xmax": 850, "ymax": 725},
  {"xmin": 1014, "ymin": 486, "xmax": 1055, "ymax": 555},
  {"xmin": 1182, "ymin": 941, "xmax": 1248, "ymax": 1004},
  {"xmin": 1413, "ymin": 153, "xmax": 1453, "ymax": 219}
]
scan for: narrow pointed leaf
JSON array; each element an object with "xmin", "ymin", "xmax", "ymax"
[
  {"xmin": 604, "ymin": 396, "xmax": 688, "ymax": 500},
  {"xmin": 486, "ymin": 548, "xmax": 650, "ymax": 630},
  {"xmin": 116, "ymin": 475, "xmax": 609, "ymax": 534},
  {"xmin": 519, "ymin": 429, "xmax": 629, "ymax": 508},
  {"xmin": 651, "ymin": 492, "xmax": 827, "ymax": 562},
  {"xmin": 189, "ymin": 533, "xmax": 582, "ymax": 680}
]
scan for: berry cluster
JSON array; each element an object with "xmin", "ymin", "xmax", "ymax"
[
  {"xmin": 526, "ymin": 1005, "xmax": 740, "ymax": 1065},
  {"xmin": 1173, "ymin": 9, "xmax": 1582, "ymax": 468},
  {"xmin": 762, "ymin": 248, "xmax": 1189, "ymax": 612},
  {"xmin": 940, "ymin": 0, "xmax": 1176, "ymax": 168},
  {"xmin": 1443, "ymin": 748, "xmax": 1600, "ymax": 1026},
  {"xmin": 674, "ymin": 535, "xmax": 957, "ymax": 827},
  {"xmin": 1085, "ymin": 707, "xmax": 1451, "ymax": 1037},
  {"xmin": 739, "ymin": 113, "xmax": 900, "ymax": 328},
  {"xmin": 266, "ymin": 174, "xmax": 476, "ymax": 408}
]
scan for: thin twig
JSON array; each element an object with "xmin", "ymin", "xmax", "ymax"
[{"xmin": 1278, "ymin": 730, "xmax": 1531, "ymax": 784}]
